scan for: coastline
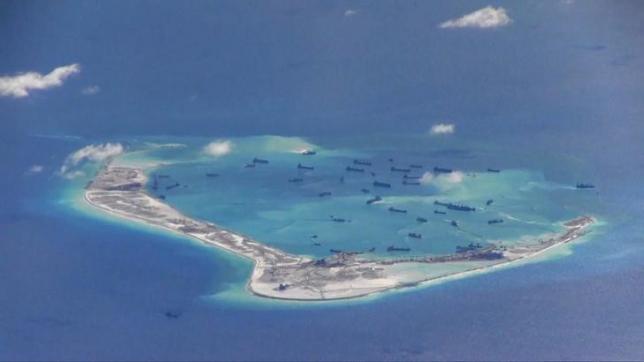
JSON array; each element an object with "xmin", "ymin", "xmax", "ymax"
[{"xmin": 83, "ymin": 165, "xmax": 595, "ymax": 301}]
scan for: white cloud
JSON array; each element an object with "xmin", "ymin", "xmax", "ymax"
[
  {"xmin": 82, "ymin": 85, "xmax": 100, "ymax": 95},
  {"xmin": 26, "ymin": 165, "xmax": 44, "ymax": 174},
  {"xmin": 344, "ymin": 9, "xmax": 358, "ymax": 17},
  {"xmin": 0, "ymin": 63, "xmax": 80, "ymax": 98},
  {"xmin": 430, "ymin": 123, "xmax": 455, "ymax": 135},
  {"xmin": 443, "ymin": 171, "xmax": 465, "ymax": 183},
  {"xmin": 439, "ymin": 6, "xmax": 512, "ymax": 29},
  {"xmin": 203, "ymin": 140, "xmax": 233, "ymax": 157},
  {"xmin": 420, "ymin": 172, "xmax": 434, "ymax": 185},
  {"xmin": 59, "ymin": 143, "xmax": 124, "ymax": 177}
]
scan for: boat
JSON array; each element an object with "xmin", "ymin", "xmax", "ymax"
[
  {"xmin": 244, "ymin": 163, "xmax": 256, "ymax": 168},
  {"xmin": 488, "ymin": 219, "xmax": 504, "ymax": 225},
  {"xmin": 434, "ymin": 200, "xmax": 475, "ymax": 212},
  {"xmin": 253, "ymin": 157, "xmax": 269, "ymax": 164},
  {"xmin": 313, "ymin": 242, "xmax": 321, "ymax": 246},
  {"xmin": 157, "ymin": 174, "xmax": 170, "ymax": 178},
  {"xmin": 576, "ymin": 183, "xmax": 595, "ymax": 189},
  {"xmin": 456, "ymin": 243, "xmax": 482, "ymax": 253},
  {"xmin": 433, "ymin": 167, "xmax": 452, "ymax": 174},
  {"xmin": 288, "ymin": 177, "xmax": 303, "ymax": 183},
  {"xmin": 366, "ymin": 196, "xmax": 382, "ymax": 205},
  {"xmin": 408, "ymin": 233, "xmax": 422, "ymax": 239},
  {"xmin": 301, "ymin": 150, "xmax": 316, "ymax": 156},
  {"xmin": 387, "ymin": 246, "xmax": 411, "ymax": 252},
  {"xmin": 318, "ymin": 191, "xmax": 332, "ymax": 197},
  {"xmin": 205, "ymin": 173, "xmax": 219, "ymax": 177},
  {"xmin": 487, "ymin": 168, "xmax": 501, "ymax": 173},
  {"xmin": 402, "ymin": 180, "xmax": 420, "ymax": 186},
  {"xmin": 486, "ymin": 199, "xmax": 494, "ymax": 206},
  {"xmin": 450, "ymin": 220, "xmax": 459, "ymax": 228},
  {"xmin": 361, "ymin": 188, "xmax": 370, "ymax": 194},
  {"xmin": 403, "ymin": 174, "xmax": 421, "ymax": 180},
  {"xmin": 409, "ymin": 164, "xmax": 423, "ymax": 169},
  {"xmin": 311, "ymin": 234, "xmax": 318, "ymax": 239},
  {"xmin": 165, "ymin": 183, "xmax": 180, "ymax": 190},
  {"xmin": 388, "ymin": 207, "xmax": 407, "ymax": 213},
  {"xmin": 297, "ymin": 163, "xmax": 314, "ymax": 170},
  {"xmin": 346, "ymin": 166, "xmax": 365, "ymax": 172},
  {"xmin": 329, "ymin": 249, "xmax": 343, "ymax": 253},
  {"xmin": 353, "ymin": 160, "xmax": 372, "ymax": 166},
  {"xmin": 434, "ymin": 210, "xmax": 446, "ymax": 215},
  {"xmin": 330, "ymin": 216, "xmax": 348, "ymax": 223},
  {"xmin": 391, "ymin": 166, "xmax": 411, "ymax": 173},
  {"xmin": 367, "ymin": 247, "xmax": 376, "ymax": 252},
  {"xmin": 373, "ymin": 181, "xmax": 392, "ymax": 188},
  {"xmin": 417, "ymin": 217, "xmax": 428, "ymax": 223},
  {"xmin": 158, "ymin": 195, "xmax": 166, "ymax": 200}
]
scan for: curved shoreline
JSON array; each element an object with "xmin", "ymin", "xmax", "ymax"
[{"xmin": 84, "ymin": 165, "xmax": 595, "ymax": 301}]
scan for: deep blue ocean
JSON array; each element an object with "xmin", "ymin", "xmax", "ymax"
[{"xmin": 2, "ymin": 1, "xmax": 644, "ymax": 360}]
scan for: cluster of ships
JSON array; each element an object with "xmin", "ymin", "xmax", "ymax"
[{"xmin": 147, "ymin": 148, "xmax": 596, "ymax": 257}]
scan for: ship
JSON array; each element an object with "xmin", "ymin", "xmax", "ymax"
[
  {"xmin": 361, "ymin": 188, "xmax": 370, "ymax": 194},
  {"xmin": 488, "ymin": 219, "xmax": 504, "ymax": 225},
  {"xmin": 346, "ymin": 166, "xmax": 365, "ymax": 173},
  {"xmin": 318, "ymin": 191, "xmax": 332, "ymax": 197},
  {"xmin": 330, "ymin": 216, "xmax": 348, "ymax": 223},
  {"xmin": 408, "ymin": 233, "xmax": 422, "ymax": 239},
  {"xmin": 165, "ymin": 182, "xmax": 180, "ymax": 190},
  {"xmin": 456, "ymin": 243, "xmax": 482, "ymax": 253},
  {"xmin": 288, "ymin": 177, "xmax": 303, "ymax": 183},
  {"xmin": 387, "ymin": 246, "xmax": 411, "ymax": 252},
  {"xmin": 434, "ymin": 210, "xmax": 446, "ymax": 215},
  {"xmin": 253, "ymin": 157, "xmax": 269, "ymax": 164},
  {"xmin": 417, "ymin": 217, "xmax": 428, "ymax": 223},
  {"xmin": 330, "ymin": 249, "xmax": 343, "ymax": 253},
  {"xmin": 157, "ymin": 174, "xmax": 170, "ymax": 178},
  {"xmin": 388, "ymin": 207, "xmax": 407, "ymax": 213},
  {"xmin": 576, "ymin": 183, "xmax": 595, "ymax": 189},
  {"xmin": 434, "ymin": 200, "xmax": 475, "ymax": 212},
  {"xmin": 403, "ymin": 174, "xmax": 421, "ymax": 180},
  {"xmin": 353, "ymin": 160, "xmax": 372, "ymax": 166},
  {"xmin": 301, "ymin": 150, "xmax": 316, "ymax": 156},
  {"xmin": 433, "ymin": 167, "xmax": 453, "ymax": 174},
  {"xmin": 486, "ymin": 199, "xmax": 494, "ymax": 206},
  {"xmin": 409, "ymin": 164, "xmax": 423, "ymax": 169},
  {"xmin": 373, "ymin": 181, "xmax": 392, "ymax": 188},
  {"xmin": 297, "ymin": 163, "xmax": 314, "ymax": 170},
  {"xmin": 366, "ymin": 196, "xmax": 382, "ymax": 205},
  {"xmin": 391, "ymin": 166, "xmax": 411, "ymax": 173},
  {"xmin": 205, "ymin": 173, "xmax": 219, "ymax": 177},
  {"xmin": 487, "ymin": 168, "xmax": 501, "ymax": 173},
  {"xmin": 313, "ymin": 242, "xmax": 321, "ymax": 246},
  {"xmin": 244, "ymin": 163, "xmax": 256, "ymax": 168},
  {"xmin": 403, "ymin": 180, "xmax": 420, "ymax": 186}
]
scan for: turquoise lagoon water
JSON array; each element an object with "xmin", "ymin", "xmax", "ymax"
[{"xmin": 110, "ymin": 135, "xmax": 597, "ymax": 261}]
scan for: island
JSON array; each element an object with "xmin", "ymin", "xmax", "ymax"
[{"xmin": 85, "ymin": 164, "xmax": 594, "ymax": 301}]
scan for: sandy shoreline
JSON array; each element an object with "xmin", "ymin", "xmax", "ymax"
[{"xmin": 83, "ymin": 165, "xmax": 594, "ymax": 301}]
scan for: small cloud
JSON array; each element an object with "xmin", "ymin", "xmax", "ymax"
[
  {"xmin": 439, "ymin": 6, "xmax": 512, "ymax": 29},
  {"xmin": 0, "ymin": 63, "xmax": 80, "ymax": 98},
  {"xmin": 26, "ymin": 164, "xmax": 44, "ymax": 175},
  {"xmin": 81, "ymin": 85, "xmax": 100, "ymax": 95},
  {"xmin": 443, "ymin": 171, "xmax": 465, "ymax": 183},
  {"xmin": 203, "ymin": 139, "xmax": 233, "ymax": 157},
  {"xmin": 59, "ymin": 143, "xmax": 124, "ymax": 178},
  {"xmin": 420, "ymin": 172, "xmax": 434, "ymax": 185},
  {"xmin": 344, "ymin": 9, "xmax": 358, "ymax": 17},
  {"xmin": 430, "ymin": 123, "xmax": 455, "ymax": 135}
]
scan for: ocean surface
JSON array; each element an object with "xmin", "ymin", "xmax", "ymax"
[{"xmin": 2, "ymin": 1, "xmax": 644, "ymax": 360}]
